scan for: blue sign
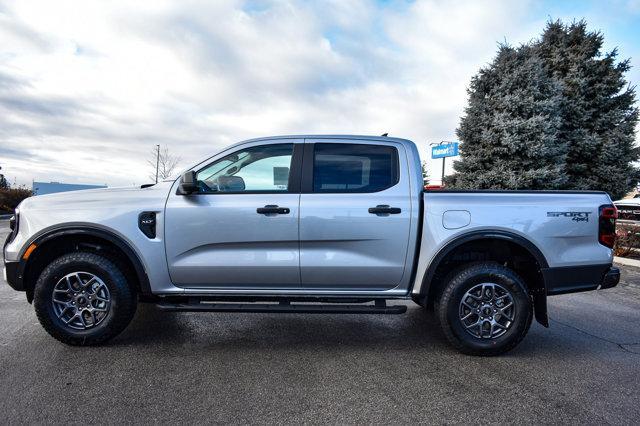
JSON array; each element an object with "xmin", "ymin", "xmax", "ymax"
[{"xmin": 431, "ymin": 142, "xmax": 459, "ymax": 159}]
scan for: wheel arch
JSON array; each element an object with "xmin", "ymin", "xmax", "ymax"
[
  {"xmin": 19, "ymin": 226, "xmax": 151, "ymax": 303},
  {"xmin": 418, "ymin": 230, "xmax": 550, "ymax": 326}
]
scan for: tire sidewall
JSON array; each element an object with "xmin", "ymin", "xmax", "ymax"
[
  {"xmin": 34, "ymin": 253, "xmax": 133, "ymax": 342},
  {"xmin": 441, "ymin": 264, "xmax": 532, "ymax": 354}
]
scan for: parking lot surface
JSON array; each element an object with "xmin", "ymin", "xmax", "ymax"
[{"xmin": 1, "ymin": 221, "xmax": 639, "ymax": 424}]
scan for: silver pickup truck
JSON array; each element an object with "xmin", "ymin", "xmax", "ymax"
[{"xmin": 3, "ymin": 135, "xmax": 620, "ymax": 355}]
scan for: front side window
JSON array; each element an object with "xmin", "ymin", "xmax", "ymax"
[
  {"xmin": 313, "ymin": 143, "xmax": 399, "ymax": 193},
  {"xmin": 197, "ymin": 144, "xmax": 293, "ymax": 193}
]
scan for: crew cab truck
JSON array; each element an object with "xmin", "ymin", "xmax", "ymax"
[{"xmin": 3, "ymin": 135, "xmax": 620, "ymax": 355}]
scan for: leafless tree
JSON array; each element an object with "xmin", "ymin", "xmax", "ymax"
[{"xmin": 148, "ymin": 146, "xmax": 181, "ymax": 183}]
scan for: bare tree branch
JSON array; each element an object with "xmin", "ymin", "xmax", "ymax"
[{"xmin": 148, "ymin": 146, "xmax": 181, "ymax": 182}]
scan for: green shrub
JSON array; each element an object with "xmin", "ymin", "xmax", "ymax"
[{"xmin": 0, "ymin": 187, "xmax": 33, "ymax": 214}]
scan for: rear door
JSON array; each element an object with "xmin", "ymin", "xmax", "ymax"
[{"xmin": 299, "ymin": 139, "xmax": 412, "ymax": 291}]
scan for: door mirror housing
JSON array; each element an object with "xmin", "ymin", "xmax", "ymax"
[{"xmin": 177, "ymin": 171, "xmax": 198, "ymax": 195}]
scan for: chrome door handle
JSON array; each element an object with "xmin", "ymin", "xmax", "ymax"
[
  {"xmin": 368, "ymin": 205, "xmax": 401, "ymax": 215},
  {"xmin": 257, "ymin": 205, "xmax": 290, "ymax": 215}
]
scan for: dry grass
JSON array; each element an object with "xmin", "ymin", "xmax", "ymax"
[{"xmin": 614, "ymin": 223, "xmax": 640, "ymax": 258}]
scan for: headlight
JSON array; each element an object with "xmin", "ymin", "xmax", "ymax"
[{"xmin": 9, "ymin": 209, "xmax": 19, "ymax": 235}]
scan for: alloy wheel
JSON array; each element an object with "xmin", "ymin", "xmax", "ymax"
[
  {"xmin": 458, "ymin": 282, "xmax": 515, "ymax": 339},
  {"xmin": 51, "ymin": 272, "xmax": 111, "ymax": 330}
]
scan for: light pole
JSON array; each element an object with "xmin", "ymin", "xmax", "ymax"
[
  {"xmin": 155, "ymin": 144, "xmax": 160, "ymax": 184},
  {"xmin": 441, "ymin": 151, "xmax": 445, "ymax": 184}
]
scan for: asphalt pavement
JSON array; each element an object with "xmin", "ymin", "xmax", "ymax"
[{"xmin": 1, "ymin": 221, "xmax": 639, "ymax": 424}]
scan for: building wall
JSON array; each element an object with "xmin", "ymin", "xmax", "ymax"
[{"xmin": 32, "ymin": 182, "xmax": 107, "ymax": 196}]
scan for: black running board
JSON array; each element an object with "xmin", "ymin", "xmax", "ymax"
[{"xmin": 156, "ymin": 301, "xmax": 407, "ymax": 314}]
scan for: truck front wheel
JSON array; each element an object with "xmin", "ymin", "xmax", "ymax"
[
  {"xmin": 33, "ymin": 252, "xmax": 137, "ymax": 346},
  {"xmin": 436, "ymin": 262, "xmax": 533, "ymax": 356}
]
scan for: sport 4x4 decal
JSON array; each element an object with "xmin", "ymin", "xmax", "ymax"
[{"xmin": 547, "ymin": 211, "xmax": 591, "ymax": 222}]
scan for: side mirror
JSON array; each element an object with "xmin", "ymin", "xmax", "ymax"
[{"xmin": 177, "ymin": 171, "xmax": 198, "ymax": 195}]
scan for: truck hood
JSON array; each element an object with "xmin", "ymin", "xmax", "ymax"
[{"xmin": 19, "ymin": 181, "xmax": 174, "ymax": 211}]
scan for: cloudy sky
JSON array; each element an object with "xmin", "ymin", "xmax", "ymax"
[{"xmin": 1, "ymin": 0, "xmax": 639, "ymax": 187}]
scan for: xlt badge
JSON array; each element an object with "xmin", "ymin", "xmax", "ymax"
[{"xmin": 138, "ymin": 212, "xmax": 157, "ymax": 238}]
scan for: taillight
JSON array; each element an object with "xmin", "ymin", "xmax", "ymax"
[{"xmin": 598, "ymin": 204, "xmax": 617, "ymax": 248}]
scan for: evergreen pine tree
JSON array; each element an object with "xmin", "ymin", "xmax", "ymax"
[
  {"xmin": 449, "ymin": 44, "xmax": 566, "ymax": 189},
  {"xmin": 449, "ymin": 20, "xmax": 639, "ymax": 199},
  {"xmin": 0, "ymin": 168, "xmax": 9, "ymax": 190},
  {"xmin": 536, "ymin": 21, "xmax": 639, "ymax": 199}
]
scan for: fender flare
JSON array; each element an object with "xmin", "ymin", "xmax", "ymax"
[
  {"xmin": 19, "ymin": 226, "xmax": 152, "ymax": 297},
  {"xmin": 419, "ymin": 230, "xmax": 550, "ymax": 326}
]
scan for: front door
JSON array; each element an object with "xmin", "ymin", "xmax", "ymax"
[
  {"xmin": 165, "ymin": 141, "xmax": 302, "ymax": 289},
  {"xmin": 299, "ymin": 140, "xmax": 412, "ymax": 291}
]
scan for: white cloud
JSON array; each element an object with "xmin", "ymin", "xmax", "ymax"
[{"xmin": 0, "ymin": 0, "xmax": 637, "ymax": 187}]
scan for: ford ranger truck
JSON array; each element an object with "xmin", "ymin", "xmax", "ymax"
[{"xmin": 3, "ymin": 135, "xmax": 620, "ymax": 355}]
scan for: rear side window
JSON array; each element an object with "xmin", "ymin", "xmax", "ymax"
[{"xmin": 312, "ymin": 143, "xmax": 399, "ymax": 193}]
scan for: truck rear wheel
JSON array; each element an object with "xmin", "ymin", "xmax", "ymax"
[
  {"xmin": 33, "ymin": 252, "xmax": 137, "ymax": 346},
  {"xmin": 436, "ymin": 262, "xmax": 532, "ymax": 356}
]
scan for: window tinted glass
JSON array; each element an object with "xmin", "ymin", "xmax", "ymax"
[
  {"xmin": 197, "ymin": 144, "xmax": 293, "ymax": 193},
  {"xmin": 313, "ymin": 143, "xmax": 398, "ymax": 193}
]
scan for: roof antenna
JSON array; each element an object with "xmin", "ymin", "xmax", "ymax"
[{"xmin": 381, "ymin": 133, "xmax": 388, "ymax": 137}]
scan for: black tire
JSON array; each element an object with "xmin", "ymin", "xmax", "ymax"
[
  {"xmin": 435, "ymin": 262, "xmax": 533, "ymax": 356},
  {"xmin": 34, "ymin": 252, "xmax": 137, "ymax": 346}
]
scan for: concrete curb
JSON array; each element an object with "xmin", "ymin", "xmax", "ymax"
[{"xmin": 614, "ymin": 256, "xmax": 640, "ymax": 268}]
